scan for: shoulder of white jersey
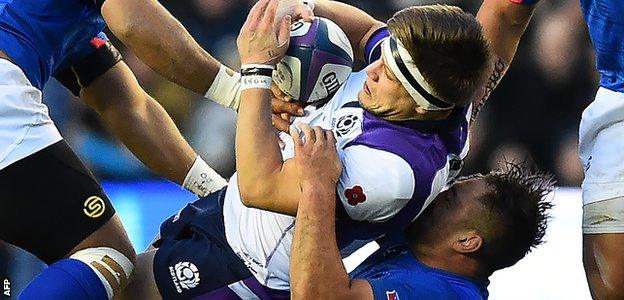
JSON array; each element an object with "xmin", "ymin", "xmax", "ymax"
[{"xmin": 337, "ymin": 145, "xmax": 415, "ymax": 222}]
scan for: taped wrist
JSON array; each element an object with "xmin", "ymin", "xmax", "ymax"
[
  {"xmin": 240, "ymin": 64, "xmax": 274, "ymax": 91},
  {"xmin": 205, "ymin": 65, "xmax": 242, "ymax": 111},
  {"xmin": 183, "ymin": 156, "xmax": 227, "ymax": 197}
]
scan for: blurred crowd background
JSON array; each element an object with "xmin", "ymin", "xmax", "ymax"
[
  {"xmin": 45, "ymin": 0, "xmax": 597, "ymax": 186},
  {"xmin": 1, "ymin": 0, "xmax": 598, "ymax": 296}
]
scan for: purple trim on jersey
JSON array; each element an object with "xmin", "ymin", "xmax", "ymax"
[
  {"xmin": 242, "ymin": 277, "xmax": 290, "ymax": 300},
  {"xmin": 192, "ymin": 277, "xmax": 289, "ymax": 300},
  {"xmin": 364, "ymin": 27, "xmax": 389, "ymax": 65},
  {"xmin": 338, "ymin": 105, "xmax": 469, "ymax": 240},
  {"xmin": 193, "ymin": 285, "xmax": 241, "ymax": 300},
  {"xmin": 303, "ymin": 49, "xmax": 353, "ymax": 100}
]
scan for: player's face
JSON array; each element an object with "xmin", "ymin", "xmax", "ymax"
[{"xmin": 357, "ymin": 57, "xmax": 418, "ymax": 121}]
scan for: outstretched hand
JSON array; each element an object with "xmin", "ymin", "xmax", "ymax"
[{"xmin": 237, "ymin": 0, "xmax": 292, "ymax": 66}]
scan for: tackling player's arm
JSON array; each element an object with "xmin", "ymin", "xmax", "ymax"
[
  {"xmin": 311, "ymin": 0, "xmax": 386, "ymax": 62},
  {"xmin": 100, "ymin": 0, "xmax": 220, "ymax": 95},
  {"xmin": 470, "ymin": 0, "xmax": 537, "ymax": 120},
  {"xmin": 289, "ymin": 119, "xmax": 374, "ymax": 300},
  {"xmin": 80, "ymin": 60, "xmax": 199, "ymax": 185}
]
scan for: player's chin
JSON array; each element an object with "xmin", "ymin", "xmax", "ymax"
[{"xmin": 357, "ymin": 89, "xmax": 370, "ymax": 105}]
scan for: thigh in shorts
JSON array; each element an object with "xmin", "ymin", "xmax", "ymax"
[{"xmin": 0, "ymin": 140, "xmax": 115, "ymax": 264}]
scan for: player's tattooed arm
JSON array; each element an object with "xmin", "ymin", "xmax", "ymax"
[
  {"xmin": 477, "ymin": 0, "xmax": 536, "ymax": 64},
  {"xmin": 311, "ymin": 0, "xmax": 386, "ymax": 62},
  {"xmin": 470, "ymin": 55, "xmax": 508, "ymax": 124},
  {"xmin": 469, "ymin": 0, "xmax": 536, "ymax": 123}
]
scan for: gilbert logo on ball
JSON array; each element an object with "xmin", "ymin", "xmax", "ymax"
[{"xmin": 273, "ymin": 17, "xmax": 354, "ymax": 103}]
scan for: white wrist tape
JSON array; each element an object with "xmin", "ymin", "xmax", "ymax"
[
  {"xmin": 204, "ymin": 65, "xmax": 242, "ymax": 111},
  {"xmin": 183, "ymin": 156, "xmax": 227, "ymax": 197},
  {"xmin": 240, "ymin": 64, "xmax": 275, "ymax": 70},
  {"xmin": 240, "ymin": 75, "xmax": 272, "ymax": 90}
]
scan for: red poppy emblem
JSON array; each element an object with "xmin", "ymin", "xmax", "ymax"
[
  {"xmin": 90, "ymin": 37, "xmax": 107, "ymax": 49},
  {"xmin": 345, "ymin": 185, "xmax": 366, "ymax": 206}
]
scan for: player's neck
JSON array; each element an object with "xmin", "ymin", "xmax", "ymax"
[{"xmin": 410, "ymin": 244, "xmax": 490, "ymax": 282}]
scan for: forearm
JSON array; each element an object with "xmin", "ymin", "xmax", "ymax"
[
  {"xmin": 101, "ymin": 96, "xmax": 196, "ymax": 183},
  {"xmin": 81, "ymin": 63, "xmax": 196, "ymax": 184},
  {"xmin": 291, "ymin": 182, "xmax": 352, "ymax": 299},
  {"xmin": 101, "ymin": 0, "xmax": 220, "ymax": 94},
  {"xmin": 313, "ymin": 0, "xmax": 385, "ymax": 61},
  {"xmin": 471, "ymin": 1, "xmax": 535, "ymax": 122},
  {"xmin": 235, "ymin": 89, "xmax": 286, "ymax": 203},
  {"xmin": 477, "ymin": 0, "xmax": 535, "ymax": 63}
]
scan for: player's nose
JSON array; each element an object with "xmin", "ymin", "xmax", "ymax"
[{"xmin": 366, "ymin": 59, "xmax": 382, "ymax": 82}]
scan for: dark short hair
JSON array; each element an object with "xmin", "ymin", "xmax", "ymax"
[
  {"xmin": 387, "ymin": 5, "xmax": 490, "ymax": 107},
  {"xmin": 405, "ymin": 162, "xmax": 554, "ymax": 272},
  {"xmin": 476, "ymin": 162, "xmax": 554, "ymax": 271}
]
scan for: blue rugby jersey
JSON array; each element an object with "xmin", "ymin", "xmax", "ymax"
[
  {"xmin": 0, "ymin": 0, "xmax": 105, "ymax": 89},
  {"xmin": 580, "ymin": 0, "xmax": 624, "ymax": 92},
  {"xmin": 352, "ymin": 251, "xmax": 489, "ymax": 300}
]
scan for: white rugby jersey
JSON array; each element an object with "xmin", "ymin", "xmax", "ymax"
[
  {"xmin": 223, "ymin": 28, "xmax": 471, "ymax": 290},
  {"xmin": 223, "ymin": 74, "xmax": 471, "ymax": 291}
]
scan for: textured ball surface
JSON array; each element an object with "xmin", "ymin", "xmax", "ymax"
[{"xmin": 273, "ymin": 17, "xmax": 354, "ymax": 103}]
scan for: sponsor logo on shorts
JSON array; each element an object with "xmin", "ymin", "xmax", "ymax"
[
  {"xmin": 83, "ymin": 196, "xmax": 105, "ymax": 218},
  {"xmin": 3, "ymin": 278, "xmax": 10, "ymax": 297},
  {"xmin": 386, "ymin": 290, "xmax": 399, "ymax": 300},
  {"xmin": 169, "ymin": 262, "xmax": 200, "ymax": 293}
]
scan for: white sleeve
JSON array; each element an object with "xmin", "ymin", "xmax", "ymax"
[{"xmin": 337, "ymin": 145, "xmax": 415, "ymax": 223}]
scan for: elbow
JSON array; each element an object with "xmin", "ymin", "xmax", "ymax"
[
  {"xmin": 237, "ymin": 180, "xmax": 270, "ymax": 209},
  {"xmin": 291, "ymin": 282, "xmax": 319, "ymax": 300},
  {"xmin": 101, "ymin": 0, "xmax": 139, "ymax": 42},
  {"xmin": 291, "ymin": 283, "xmax": 352, "ymax": 300}
]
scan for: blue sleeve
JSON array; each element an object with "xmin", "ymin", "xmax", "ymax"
[
  {"xmin": 363, "ymin": 27, "xmax": 390, "ymax": 66},
  {"xmin": 367, "ymin": 274, "xmax": 456, "ymax": 300}
]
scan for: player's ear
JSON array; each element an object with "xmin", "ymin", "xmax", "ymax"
[{"xmin": 451, "ymin": 230, "xmax": 482, "ymax": 254}]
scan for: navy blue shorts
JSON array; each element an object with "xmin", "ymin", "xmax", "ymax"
[{"xmin": 152, "ymin": 187, "xmax": 253, "ymax": 299}]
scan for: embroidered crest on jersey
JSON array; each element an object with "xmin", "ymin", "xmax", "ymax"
[
  {"xmin": 335, "ymin": 114, "xmax": 360, "ymax": 137},
  {"xmin": 169, "ymin": 262, "xmax": 200, "ymax": 293},
  {"xmin": 386, "ymin": 290, "xmax": 400, "ymax": 300},
  {"xmin": 345, "ymin": 185, "xmax": 367, "ymax": 206},
  {"xmin": 331, "ymin": 107, "xmax": 363, "ymax": 148}
]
